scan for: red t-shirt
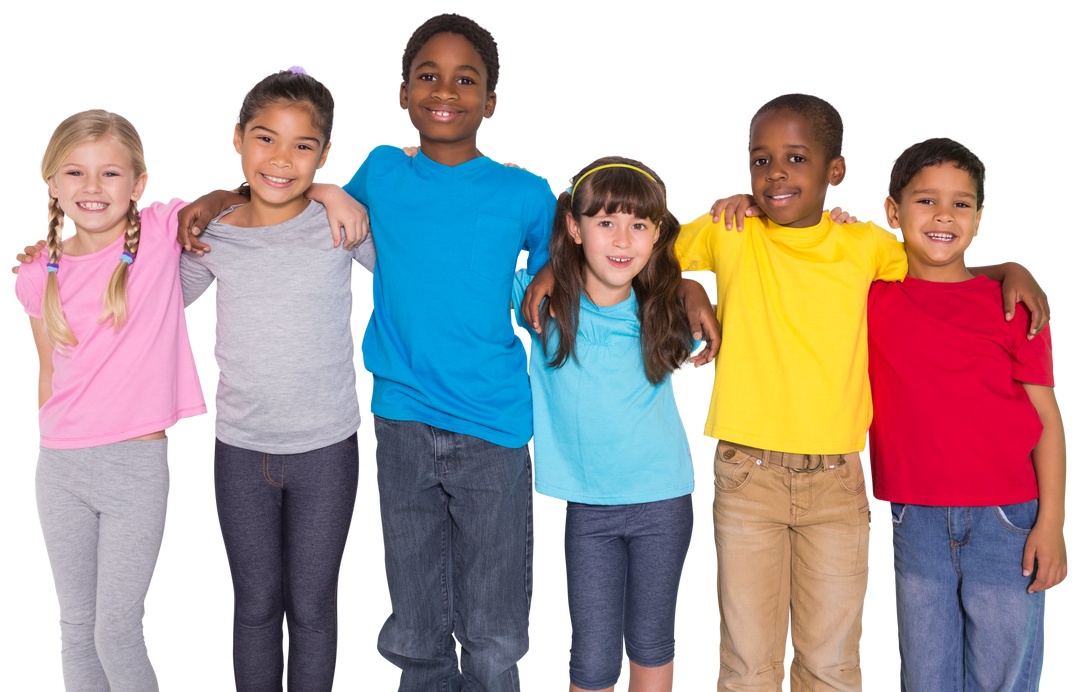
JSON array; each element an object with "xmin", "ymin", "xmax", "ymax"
[{"xmin": 867, "ymin": 276, "xmax": 1053, "ymax": 506}]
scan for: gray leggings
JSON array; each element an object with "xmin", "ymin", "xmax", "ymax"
[{"xmin": 36, "ymin": 438, "xmax": 169, "ymax": 692}]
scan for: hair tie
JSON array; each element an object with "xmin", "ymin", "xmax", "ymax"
[
  {"xmin": 47, "ymin": 262, "xmax": 59, "ymax": 273},
  {"xmin": 288, "ymin": 66, "xmax": 309, "ymax": 75},
  {"xmin": 570, "ymin": 164, "xmax": 660, "ymax": 207},
  {"xmin": 119, "ymin": 252, "xmax": 134, "ymax": 265}
]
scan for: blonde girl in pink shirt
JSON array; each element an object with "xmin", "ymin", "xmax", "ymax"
[{"xmin": 15, "ymin": 110, "xmax": 206, "ymax": 692}]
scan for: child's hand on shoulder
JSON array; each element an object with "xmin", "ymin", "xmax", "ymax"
[
  {"xmin": 709, "ymin": 195, "xmax": 858, "ymax": 231},
  {"xmin": 522, "ymin": 264, "xmax": 555, "ymax": 333},
  {"xmin": 178, "ymin": 189, "xmax": 249, "ymax": 255},
  {"xmin": 1023, "ymin": 518, "xmax": 1067, "ymax": 592},
  {"xmin": 11, "ymin": 240, "xmax": 45, "ymax": 274},
  {"xmin": 681, "ymin": 279, "xmax": 720, "ymax": 366},
  {"xmin": 306, "ymin": 184, "xmax": 370, "ymax": 250}
]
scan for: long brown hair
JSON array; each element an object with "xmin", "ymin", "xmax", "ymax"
[
  {"xmin": 41, "ymin": 110, "xmax": 146, "ymax": 347},
  {"xmin": 542, "ymin": 156, "xmax": 692, "ymax": 385}
]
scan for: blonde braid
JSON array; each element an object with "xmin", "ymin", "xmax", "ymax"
[
  {"xmin": 101, "ymin": 199, "xmax": 141, "ymax": 328},
  {"xmin": 41, "ymin": 196, "xmax": 77, "ymax": 347}
]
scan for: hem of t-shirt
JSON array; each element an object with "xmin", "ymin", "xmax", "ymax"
[
  {"xmin": 215, "ymin": 417, "xmax": 362, "ymax": 456},
  {"xmin": 704, "ymin": 423, "xmax": 866, "ymax": 455},
  {"xmin": 1013, "ymin": 369, "xmax": 1055, "ymax": 387},
  {"xmin": 39, "ymin": 404, "xmax": 207, "ymax": 449},
  {"xmin": 536, "ymin": 481, "xmax": 695, "ymax": 506},
  {"xmin": 371, "ymin": 406, "xmax": 530, "ymax": 450},
  {"xmin": 873, "ymin": 489, "xmax": 1040, "ymax": 506}
]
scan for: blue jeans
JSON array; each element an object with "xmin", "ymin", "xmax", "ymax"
[
  {"xmin": 565, "ymin": 495, "xmax": 693, "ymax": 690},
  {"xmin": 892, "ymin": 501, "xmax": 1044, "ymax": 692},
  {"xmin": 215, "ymin": 434, "xmax": 360, "ymax": 692},
  {"xmin": 373, "ymin": 417, "xmax": 533, "ymax": 692}
]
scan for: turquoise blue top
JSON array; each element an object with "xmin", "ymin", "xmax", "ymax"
[
  {"xmin": 343, "ymin": 146, "xmax": 555, "ymax": 447},
  {"xmin": 512, "ymin": 270, "xmax": 696, "ymax": 504}
]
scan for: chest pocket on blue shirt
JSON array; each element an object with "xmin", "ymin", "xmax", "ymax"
[{"xmin": 470, "ymin": 213, "xmax": 522, "ymax": 282}]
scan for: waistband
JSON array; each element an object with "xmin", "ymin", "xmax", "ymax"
[{"xmin": 717, "ymin": 441, "xmax": 854, "ymax": 473}]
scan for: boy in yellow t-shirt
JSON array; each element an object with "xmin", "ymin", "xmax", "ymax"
[{"xmin": 677, "ymin": 94, "xmax": 1047, "ymax": 692}]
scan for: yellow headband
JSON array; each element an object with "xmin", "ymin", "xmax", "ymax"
[{"xmin": 569, "ymin": 163, "xmax": 660, "ymax": 207}]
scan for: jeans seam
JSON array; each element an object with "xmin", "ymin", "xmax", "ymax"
[
  {"xmin": 262, "ymin": 453, "xmax": 283, "ymax": 488},
  {"xmin": 992, "ymin": 506, "xmax": 1033, "ymax": 536}
]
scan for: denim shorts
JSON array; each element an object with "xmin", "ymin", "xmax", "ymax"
[
  {"xmin": 892, "ymin": 500, "xmax": 1044, "ymax": 692},
  {"xmin": 564, "ymin": 494, "xmax": 693, "ymax": 690}
]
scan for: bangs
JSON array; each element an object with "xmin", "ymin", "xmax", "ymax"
[{"xmin": 577, "ymin": 168, "xmax": 666, "ymax": 223}]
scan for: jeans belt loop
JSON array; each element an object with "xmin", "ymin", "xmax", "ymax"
[{"xmin": 793, "ymin": 453, "xmax": 823, "ymax": 473}]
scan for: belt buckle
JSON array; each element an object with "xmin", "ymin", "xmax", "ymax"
[{"xmin": 793, "ymin": 454, "xmax": 823, "ymax": 473}]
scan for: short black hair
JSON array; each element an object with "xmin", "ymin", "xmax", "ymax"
[
  {"xmin": 889, "ymin": 138, "xmax": 985, "ymax": 209},
  {"xmin": 402, "ymin": 14, "xmax": 500, "ymax": 93},
  {"xmin": 751, "ymin": 94, "xmax": 843, "ymax": 160}
]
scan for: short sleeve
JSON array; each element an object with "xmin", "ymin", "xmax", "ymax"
[
  {"xmin": 1011, "ymin": 310, "xmax": 1054, "ymax": 386},
  {"xmin": 139, "ymin": 198, "xmax": 187, "ymax": 241},
  {"xmin": 343, "ymin": 153, "xmax": 373, "ymax": 206},
  {"xmin": 523, "ymin": 182, "xmax": 556, "ymax": 274},
  {"xmin": 14, "ymin": 257, "xmax": 47, "ymax": 318},
  {"xmin": 675, "ymin": 213, "xmax": 718, "ymax": 272},
  {"xmin": 870, "ymin": 222, "xmax": 908, "ymax": 282},
  {"xmin": 179, "ymin": 251, "xmax": 215, "ymax": 307},
  {"xmin": 510, "ymin": 268, "xmax": 536, "ymax": 332}
]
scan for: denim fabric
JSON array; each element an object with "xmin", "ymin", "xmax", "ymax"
[
  {"xmin": 214, "ymin": 434, "xmax": 359, "ymax": 692},
  {"xmin": 892, "ymin": 501, "xmax": 1045, "ymax": 692},
  {"xmin": 373, "ymin": 416, "xmax": 532, "ymax": 692},
  {"xmin": 37, "ymin": 439, "xmax": 169, "ymax": 692},
  {"xmin": 564, "ymin": 494, "xmax": 693, "ymax": 690}
]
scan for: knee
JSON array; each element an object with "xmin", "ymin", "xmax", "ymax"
[
  {"xmin": 93, "ymin": 616, "xmax": 146, "ymax": 666},
  {"xmin": 459, "ymin": 631, "xmax": 529, "ymax": 684},
  {"xmin": 625, "ymin": 636, "xmax": 675, "ymax": 669},
  {"xmin": 235, "ymin": 584, "xmax": 284, "ymax": 629}
]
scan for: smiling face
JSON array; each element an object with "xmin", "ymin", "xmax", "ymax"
[
  {"xmin": 749, "ymin": 109, "xmax": 845, "ymax": 228},
  {"xmin": 400, "ymin": 31, "xmax": 496, "ymax": 166},
  {"xmin": 48, "ymin": 136, "xmax": 147, "ymax": 250},
  {"xmin": 886, "ymin": 162, "xmax": 982, "ymax": 282},
  {"xmin": 567, "ymin": 209, "xmax": 660, "ymax": 307},
  {"xmin": 233, "ymin": 102, "xmax": 329, "ymax": 225}
]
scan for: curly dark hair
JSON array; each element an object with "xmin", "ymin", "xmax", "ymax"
[
  {"xmin": 751, "ymin": 94, "xmax": 843, "ymax": 160},
  {"xmin": 889, "ymin": 138, "xmax": 985, "ymax": 208},
  {"xmin": 543, "ymin": 157, "xmax": 694, "ymax": 385},
  {"xmin": 401, "ymin": 14, "xmax": 500, "ymax": 92}
]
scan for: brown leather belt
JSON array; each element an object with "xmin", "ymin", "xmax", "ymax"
[{"xmin": 720, "ymin": 442, "xmax": 852, "ymax": 473}]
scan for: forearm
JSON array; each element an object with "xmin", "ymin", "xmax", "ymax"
[
  {"xmin": 305, "ymin": 183, "xmax": 342, "ymax": 204},
  {"xmin": 1024, "ymin": 384, "xmax": 1067, "ymax": 526},
  {"xmin": 969, "ymin": 262, "xmax": 1017, "ymax": 282}
]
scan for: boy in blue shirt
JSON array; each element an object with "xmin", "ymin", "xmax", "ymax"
[{"xmin": 341, "ymin": 14, "xmax": 555, "ymax": 692}]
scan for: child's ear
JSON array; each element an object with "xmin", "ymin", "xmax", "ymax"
[
  {"xmin": 973, "ymin": 205, "xmax": 983, "ymax": 237},
  {"xmin": 400, "ymin": 82, "xmax": 409, "ymax": 111},
  {"xmin": 828, "ymin": 156, "xmax": 847, "ymax": 186},
  {"xmin": 566, "ymin": 213, "xmax": 583, "ymax": 245},
  {"xmin": 230, "ymin": 123, "xmax": 243, "ymax": 158},
  {"xmin": 47, "ymin": 176, "xmax": 58, "ymax": 199},
  {"xmin": 884, "ymin": 196, "xmax": 901, "ymax": 229},
  {"xmin": 484, "ymin": 91, "xmax": 497, "ymax": 119},
  {"xmin": 317, "ymin": 141, "xmax": 332, "ymax": 169},
  {"xmin": 132, "ymin": 172, "xmax": 148, "ymax": 202},
  {"xmin": 653, "ymin": 220, "xmax": 661, "ymax": 245}
]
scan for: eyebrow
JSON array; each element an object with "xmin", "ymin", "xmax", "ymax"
[
  {"xmin": 415, "ymin": 60, "xmax": 481, "ymax": 76},
  {"xmin": 910, "ymin": 188, "xmax": 976, "ymax": 198},
  {"xmin": 251, "ymin": 125, "xmax": 321, "ymax": 144},
  {"xmin": 750, "ymin": 143, "xmax": 811, "ymax": 153}
]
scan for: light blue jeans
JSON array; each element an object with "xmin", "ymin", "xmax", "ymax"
[
  {"xmin": 892, "ymin": 501, "xmax": 1044, "ymax": 692},
  {"xmin": 373, "ymin": 416, "xmax": 533, "ymax": 692}
]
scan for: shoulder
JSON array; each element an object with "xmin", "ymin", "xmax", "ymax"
[
  {"xmin": 366, "ymin": 145, "xmax": 410, "ymax": 171},
  {"xmin": 15, "ymin": 253, "xmax": 48, "ymax": 316},
  {"xmin": 137, "ymin": 198, "xmax": 186, "ymax": 239}
]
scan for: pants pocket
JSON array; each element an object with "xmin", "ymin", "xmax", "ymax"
[
  {"xmin": 994, "ymin": 499, "xmax": 1039, "ymax": 535},
  {"xmin": 832, "ymin": 453, "xmax": 866, "ymax": 495},
  {"xmin": 713, "ymin": 441, "xmax": 756, "ymax": 493},
  {"xmin": 891, "ymin": 502, "xmax": 909, "ymax": 527}
]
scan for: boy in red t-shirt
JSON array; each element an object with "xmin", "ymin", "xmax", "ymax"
[{"xmin": 867, "ymin": 138, "xmax": 1067, "ymax": 691}]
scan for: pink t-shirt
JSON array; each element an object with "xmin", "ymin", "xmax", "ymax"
[
  {"xmin": 16, "ymin": 199, "xmax": 206, "ymax": 448},
  {"xmin": 867, "ymin": 276, "xmax": 1053, "ymax": 506}
]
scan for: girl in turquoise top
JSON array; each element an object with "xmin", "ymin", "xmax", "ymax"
[{"xmin": 513, "ymin": 157, "xmax": 716, "ymax": 692}]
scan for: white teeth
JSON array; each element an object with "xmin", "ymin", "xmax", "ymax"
[
  {"xmin": 926, "ymin": 233, "xmax": 955, "ymax": 241},
  {"xmin": 608, "ymin": 257, "xmax": 631, "ymax": 263},
  {"xmin": 263, "ymin": 174, "xmax": 291, "ymax": 183},
  {"xmin": 78, "ymin": 202, "xmax": 107, "ymax": 210},
  {"xmin": 770, "ymin": 194, "xmax": 794, "ymax": 199}
]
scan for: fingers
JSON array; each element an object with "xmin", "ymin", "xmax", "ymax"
[
  {"xmin": 1022, "ymin": 540, "xmax": 1036, "ymax": 579},
  {"xmin": 523, "ymin": 285, "xmax": 542, "ymax": 333},
  {"xmin": 402, "ymin": 146, "xmax": 419, "ymax": 158},
  {"xmin": 1026, "ymin": 293, "xmax": 1050, "ymax": 338},
  {"xmin": 27, "ymin": 240, "xmax": 45, "ymax": 259},
  {"xmin": 1002, "ymin": 290, "xmax": 1018, "ymax": 324}
]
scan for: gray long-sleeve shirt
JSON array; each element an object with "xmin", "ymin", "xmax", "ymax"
[{"xmin": 180, "ymin": 200, "xmax": 375, "ymax": 454}]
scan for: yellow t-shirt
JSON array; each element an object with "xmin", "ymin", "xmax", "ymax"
[{"xmin": 677, "ymin": 211, "xmax": 907, "ymax": 453}]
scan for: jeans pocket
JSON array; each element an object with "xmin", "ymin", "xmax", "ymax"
[
  {"xmin": 994, "ymin": 499, "xmax": 1039, "ymax": 535},
  {"xmin": 890, "ymin": 503, "xmax": 908, "ymax": 527},
  {"xmin": 713, "ymin": 441, "xmax": 756, "ymax": 493}
]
